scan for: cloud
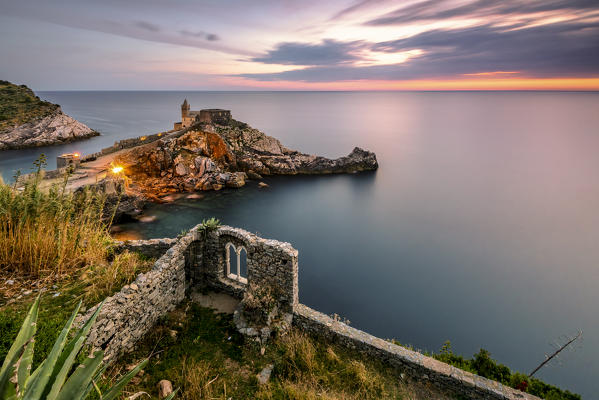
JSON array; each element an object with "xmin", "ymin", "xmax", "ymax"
[
  {"xmin": 179, "ymin": 30, "xmax": 220, "ymax": 41},
  {"xmin": 134, "ymin": 20, "xmax": 160, "ymax": 32},
  {"xmin": 241, "ymin": 19, "xmax": 599, "ymax": 82},
  {"xmin": 0, "ymin": 2, "xmax": 250, "ymax": 56},
  {"xmin": 365, "ymin": 0, "xmax": 599, "ymax": 26},
  {"xmin": 331, "ymin": 0, "xmax": 388, "ymax": 20},
  {"xmin": 250, "ymin": 39, "xmax": 367, "ymax": 66}
]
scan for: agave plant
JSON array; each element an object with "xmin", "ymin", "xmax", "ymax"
[
  {"xmin": 0, "ymin": 296, "xmax": 176, "ymax": 400},
  {"xmin": 198, "ymin": 217, "xmax": 221, "ymax": 239}
]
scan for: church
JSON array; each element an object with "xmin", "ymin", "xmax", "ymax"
[{"xmin": 173, "ymin": 99, "xmax": 232, "ymax": 129}]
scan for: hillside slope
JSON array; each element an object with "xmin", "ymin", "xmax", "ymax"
[{"xmin": 0, "ymin": 80, "xmax": 98, "ymax": 150}]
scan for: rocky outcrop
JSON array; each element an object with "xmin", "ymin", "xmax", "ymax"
[
  {"xmin": 77, "ymin": 178, "xmax": 146, "ymax": 223},
  {"xmin": 114, "ymin": 119, "xmax": 377, "ymax": 197},
  {"xmin": 0, "ymin": 108, "xmax": 98, "ymax": 150}
]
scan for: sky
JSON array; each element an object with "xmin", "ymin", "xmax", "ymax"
[{"xmin": 0, "ymin": 0, "xmax": 598, "ymax": 90}]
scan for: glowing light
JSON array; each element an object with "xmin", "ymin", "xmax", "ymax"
[
  {"xmin": 354, "ymin": 49, "xmax": 423, "ymax": 67},
  {"xmin": 73, "ymin": 152, "xmax": 80, "ymax": 158},
  {"xmin": 226, "ymin": 76, "xmax": 599, "ymax": 91},
  {"xmin": 140, "ymin": 136, "xmax": 147, "ymax": 141},
  {"xmin": 111, "ymin": 166, "xmax": 124, "ymax": 174}
]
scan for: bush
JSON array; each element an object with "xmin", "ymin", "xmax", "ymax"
[{"xmin": 432, "ymin": 342, "xmax": 581, "ymax": 400}]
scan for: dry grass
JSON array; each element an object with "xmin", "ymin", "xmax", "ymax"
[
  {"xmin": 0, "ymin": 170, "xmax": 113, "ymax": 278},
  {"xmin": 0, "ymin": 168, "xmax": 154, "ymax": 307},
  {"xmin": 263, "ymin": 330, "xmax": 392, "ymax": 400},
  {"xmin": 176, "ymin": 358, "xmax": 220, "ymax": 400},
  {"xmin": 82, "ymin": 251, "xmax": 153, "ymax": 303}
]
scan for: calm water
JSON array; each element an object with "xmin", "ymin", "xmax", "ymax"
[{"xmin": 2, "ymin": 91, "xmax": 598, "ymax": 397}]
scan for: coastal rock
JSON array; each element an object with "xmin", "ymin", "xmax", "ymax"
[
  {"xmin": 226, "ymin": 172, "xmax": 246, "ymax": 188},
  {"xmin": 247, "ymin": 170, "xmax": 262, "ymax": 180},
  {"xmin": 0, "ymin": 109, "xmax": 97, "ymax": 150},
  {"xmin": 174, "ymin": 162, "xmax": 187, "ymax": 176},
  {"xmin": 194, "ymin": 156, "xmax": 217, "ymax": 176},
  {"xmin": 79, "ymin": 179, "xmax": 146, "ymax": 223},
  {"xmin": 113, "ymin": 118, "xmax": 377, "ymax": 197}
]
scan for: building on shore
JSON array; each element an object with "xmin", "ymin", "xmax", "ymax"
[{"xmin": 174, "ymin": 99, "xmax": 231, "ymax": 129}]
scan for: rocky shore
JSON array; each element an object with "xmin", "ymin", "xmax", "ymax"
[
  {"xmin": 0, "ymin": 108, "xmax": 98, "ymax": 150},
  {"xmin": 0, "ymin": 80, "xmax": 98, "ymax": 150},
  {"xmin": 113, "ymin": 119, "xmax": 378, "ymax": 198}
]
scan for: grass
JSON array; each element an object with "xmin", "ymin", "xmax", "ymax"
[
  {"xmin": 0, "ymin": 163, "xmax": 154, "ymax": 370},
  {"xmin": 107, "ymin": 302, "xmax": 455, "ymax": 400},
  {"xmin": 0, "ymin": 80, "xmax": 59, "ymax": 131}
]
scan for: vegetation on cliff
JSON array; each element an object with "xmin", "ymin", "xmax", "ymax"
[
  {"xmin": 0, "ymin": 80, "xmax": 59, "ymax": 132},
  {"xmin": 389, "ymin": 339, "xmax": 581, "ymax": 400}
]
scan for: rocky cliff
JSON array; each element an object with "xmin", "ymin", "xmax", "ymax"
[
  {"xmin": 0, "ymin": 109, "xmax": 98, "ymax": 150},
  {"xmin": 0, "ymin": 80, "xmax": 98, "ymax": 150},
  {"xmin": 115, "ymin": 119, "xmax": 378, "ymax": 197}
]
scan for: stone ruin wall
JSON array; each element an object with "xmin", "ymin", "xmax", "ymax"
[
  {"xmin": 80, "ymin": 225, "xmax": 539, "ymax": 400},
  {"xmin": 189, "ymin": 226, "xmax": 298, "ymax": 313},
  {"xmin": 199, "ymin": 109, "xmax": 232, "ymax": 125},
  {"xmin": 78, "ymin": 235, "xmax": 191, "ymax": 362},
  {"xmin": 113, "ymin": 237, "xmax": 178, "ymax": 259}
]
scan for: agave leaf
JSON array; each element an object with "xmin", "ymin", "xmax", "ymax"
[
  {"xmin": 15, "ymin": 337, "xmax": 35, "ymax": 394},
  {"xmin": 163, "ymin": 388, "xmax": 179, "ymax": 400},
  {"xmin": 45, "ymin": 336, "xmax": 85, "ymax": 400},
  {"xmin": 1, "ymin": 375, "xmax": 17, "ymax": 400},
  {"xmin": 54, "ymin": 350, "xmax": 103, "ymax": 400},
  {"xmin": 0, "ymin": 296, "xmax": 39, "ymax": 395},
  {"xmin": 79, "ymin": 364, "xmax": 107, "ymax": 400},
  {"xmin": 22, "ymin": 300, "xmax": 82, "ymax": 400},
  {"xmin": 101, "ymin": 358, "xmax": 149, "ymax": 400},
  {"xmin": 0, "ymin": 349, "xmax": 21, "ymax": 399},
  {"xmin": 44, "ymin": 300, "xmax": 105, "ymax": 398}
]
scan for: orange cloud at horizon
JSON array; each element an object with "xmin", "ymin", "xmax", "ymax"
[{"xmin": 224, "ymin": 77, "xmax": 599, "ymax": 91}]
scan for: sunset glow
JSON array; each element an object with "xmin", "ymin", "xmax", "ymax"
[{"xmin": 0, "ymin": 0, "xmax": 597, "ymax": 90}]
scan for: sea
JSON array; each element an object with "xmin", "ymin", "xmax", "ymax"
[{"xmin": 1, "ymin": 91, "xmax": 598, "ymax": 397}]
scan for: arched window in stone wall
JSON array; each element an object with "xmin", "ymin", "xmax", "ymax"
[{"xmin": 225, "ymin": 242, "xmax": 248, "ymax": 284}]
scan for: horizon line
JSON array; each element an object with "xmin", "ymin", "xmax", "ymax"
[{"xmin": 37, "ymin": 89, "xmax": 599, "ymax": 93}]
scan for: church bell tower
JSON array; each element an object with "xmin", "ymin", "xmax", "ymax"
[{"xmin": 181, "ymin": 99, "xmax": 190, "ymax": 119}]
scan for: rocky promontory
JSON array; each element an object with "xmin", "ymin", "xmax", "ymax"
[
  {"xmin": 114, "ymin": 118, "xmax": 378, "ymax": 197},
  {"xmin": 0, "ymin": 80, "xmax": 98, "ymax": 150}
]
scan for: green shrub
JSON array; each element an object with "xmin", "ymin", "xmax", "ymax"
[
  {"xmin": 198, "ymin": 217, "xmax": 221, "ymax": 238},
  {"xmin": 431, "ymin": 342, "xmax": 580, "ymax": 400}
]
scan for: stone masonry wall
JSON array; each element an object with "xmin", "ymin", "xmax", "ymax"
[
  {"xmin": 293, "ymin": 304, "xmax": 540, "ymax": 400},
  {"xmin": 113, "ymin": 238, "xmax": 178, "ymax": 260},
  {"xmin": 197, "ymin": 226, "xmax": 299, "ymax": 314},
  {"xmin": 79, "ymin": 233, "xmax": 195, "ymax": 363}
]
